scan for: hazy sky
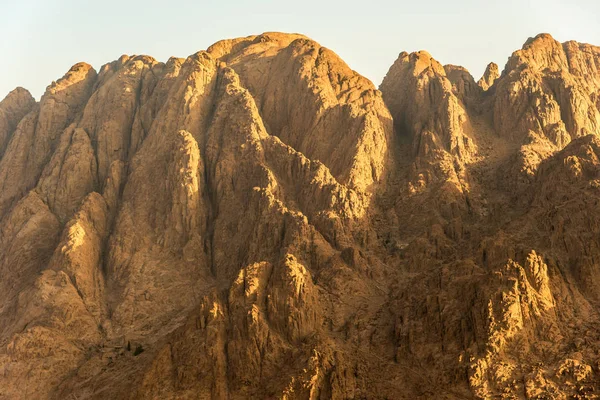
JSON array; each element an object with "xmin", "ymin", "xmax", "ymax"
[{"xmin": 1, "ymin": 0, "xmax": 599, "ymax": 100}]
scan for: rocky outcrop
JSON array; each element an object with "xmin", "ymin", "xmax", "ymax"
[
  {"xmin": 1, "ymin": 32, "xmax": 600, "ymax": 399},
  {"xmin": 477, "ymin": 62, "xmax": 499, "ymax": 91},
  {"xmin": 445, "ymin": 64, "xmax": 482, "ymax": 106},
  {"xmin": 0, "ymin": 63, "xmax": 97, "ymax": 218},
  {"xmin": 486, "ymin": 34, "xmax": 600, "ymax": 195},
  {"xmin": 0, "ymin": 87, "xmax": 35, "ymax": 158},
  {"xmin": 380, "ymin": 51, "xmax": 476, "ymax": 164}
]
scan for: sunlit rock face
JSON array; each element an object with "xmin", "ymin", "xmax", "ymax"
[{"xmin": 1, "ymin": 32, "xmax": 600, "ymax": 399}]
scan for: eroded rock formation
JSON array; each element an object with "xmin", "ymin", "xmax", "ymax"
[
  {"xmin": 477, "ymin": 62, "xmax": 499, "ymax": 91},
  {"xmin": 1, "ymin": 32, "xmax": 600, "ymax": 399}
]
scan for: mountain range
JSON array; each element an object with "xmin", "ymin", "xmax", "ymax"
[{"xmin": 1, "ymin": 32, "xmax": 600, "ymax": 399}]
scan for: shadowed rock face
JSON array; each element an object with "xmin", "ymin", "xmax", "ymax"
[{"xmin": 1, "ymin": 31, "xmax": 600, "ymax": 399}]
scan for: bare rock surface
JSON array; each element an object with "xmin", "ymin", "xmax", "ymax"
[
  {"xmin": 1, "ymin": 32, "xmax": 600, "ymax": 399},
  {"xmin": 477, "ymin": 62, "xmax": 499, "ymax": 91}
]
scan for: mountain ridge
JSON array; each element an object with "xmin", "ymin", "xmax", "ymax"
[{"xmin": 1, "ymin": 31, "xmax": 600, "ymax": 399}]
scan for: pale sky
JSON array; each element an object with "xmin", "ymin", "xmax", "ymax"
[{"xmin": 1, "ymin": 0, "xmax": 599, "ymax": 100}]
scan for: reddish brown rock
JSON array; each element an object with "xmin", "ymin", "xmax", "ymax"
[
  {"xmin": 1, "ymin": 32, "xmax": 600, "ymax": 400},
  {"xmin": 477, "ymin": 62, "xmax": 499, "ymax": 91}
]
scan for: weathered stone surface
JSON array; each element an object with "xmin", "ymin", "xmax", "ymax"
[
  {"xmin": 477, "ymin": 62, "xmax": 499, "ymax": 91},
  {"xmin": 0, "ymin": 87, "xmax": 35, "ymax": 158},
  {"xmin": 381, "ymin": 51, "xmax": 476, "ymax": 163},
  {"xmin": 1, "ymin": 32, "xmax": 600, "ymax": 399}
]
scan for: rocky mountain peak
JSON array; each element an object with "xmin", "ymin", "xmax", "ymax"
[
  {"xmin": 478, "ymin": 61, "xmax": 499, "ymax": 90},
  {"xmin": 2, "ymin": 32, "xmax": 600, "ymax": 399},
  {"xmin": 506, "ymin": 32, "xmax": 569, "ymax": 73},
  {"xmin": 0, "ymin": 87, "xmax": 35, "ymax": 156}
]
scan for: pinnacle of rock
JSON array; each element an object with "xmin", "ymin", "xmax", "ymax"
[
  {"xmin": 2, "ymin": 32, "xmax": 600, "ymax": 399},
  {"xmin": 478, "ymin": 61, "xmax": 499, "ymax": 90}
]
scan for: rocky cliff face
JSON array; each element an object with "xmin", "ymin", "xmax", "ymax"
[{"xmin": 1, "ymin": 32, "xmax": 600, "ymax": 399}]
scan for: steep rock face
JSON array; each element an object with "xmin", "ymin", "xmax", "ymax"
[
  {"xmin": 445, "ymin": 64, "xmax": 482, "ymax": 106},
  {"xmin": 463, "ymin": 136, "xmax": 600, "ymax": 398},
  {"xmin": 131, "ymin": 255, "xmax": 324, "ymax": 399},
  {"xmin": 492, "ymin": 34, "xmax": 600, "ymax": 189},
  {"xmin": 2, "ymin": 32, "xmax": 600, "ymax": 400},
  {"xmin": 207, "ymin": 33, "xmax": 391, "ymax": 191},
  {"xmin": 381, "ymin": 51, "xmax": 476, "ymax": 162},
  {"xmin": 477, "ymin": 62, "xmax": 499, "ymax": 91},
  {"xmin": 0, "ymin": 32, "xmax": 394, "ymax": 400},
  {"xmin": 0, "ymin": 63, "xmax": 97, "ymax": 218},
  {"xmin": 0, "ymin": 87, "xmax": 36, "ymax": 157},
  {"xmin": 375, "ymin": 33, "xmax": 600, "ymax": 399}
]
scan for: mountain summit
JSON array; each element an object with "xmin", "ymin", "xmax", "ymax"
[{"xmin": 1, "ymin": 32, "xmax": 600, "ymax": 399}]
